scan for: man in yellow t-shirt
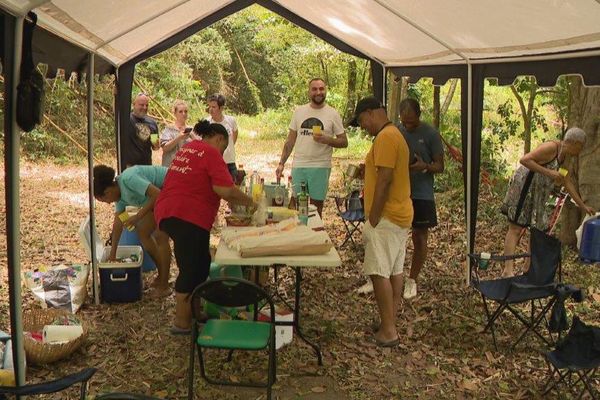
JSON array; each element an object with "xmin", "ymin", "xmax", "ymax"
[{"xmin": 349, "ymin": 96, "xmax": 413, "ymax": 347}]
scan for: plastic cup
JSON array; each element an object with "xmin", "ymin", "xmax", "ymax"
[
  {"xmin": 312, "ymin": 125, "xmax": 322, "ymax": 136},
  {"xmin": 150, "ymin": 133, "xmax": 158, "ymax": 144},
  {"xmin": 558, "ymin": 167, "xmax": 568, "ymax": 177}
]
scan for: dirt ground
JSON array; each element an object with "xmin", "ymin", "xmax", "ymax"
[{"xmin": 0, "ymin": 142, "xmax": 599, "ymax": 399}]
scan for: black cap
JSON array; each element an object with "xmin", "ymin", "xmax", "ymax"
[{"xmin": 347, "ymin": 96, "xmax": 384, "ymax": 127}]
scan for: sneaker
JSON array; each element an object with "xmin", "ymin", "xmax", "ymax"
[
  {"xmin": 356, "ymin": 281, "xmax": 374, "ymax": 294},
  {"xmin": 403, "ymin": 278, "xmax": 417, "ymax": 299}
]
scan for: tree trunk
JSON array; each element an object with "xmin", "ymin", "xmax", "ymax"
[
  {"xmin": 559, "ymin": 76, "xmax": 600, "ymax": 245},
  {"xmin": 510, "ymin": 84, "xmax": 535, "ymax": 154},
  {"xmin": 441, "ymin": 79, "xmax": 458, "ymax": 116},
  {"xmin": 433, "ymin": 85, "xmax": 441, "ymax": 129},
  {"xmin": 388, "ymin": 73, "xmax": 400, "ymax": 123},
  {"xmin": 344, "ymin": 59, "xmax": 358, "ymax": 122}
]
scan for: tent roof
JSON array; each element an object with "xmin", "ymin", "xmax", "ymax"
[{"xmin": 3, "ymin": 0, "xmax": 600, "ymax": 71}]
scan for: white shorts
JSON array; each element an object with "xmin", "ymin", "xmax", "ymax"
[{"xmin": 362, "ymin": 217, "xmax": 409, "ymax": 278}]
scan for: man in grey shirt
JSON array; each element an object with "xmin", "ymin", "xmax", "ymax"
[{"xmin": 398, "ymin": 98, "xmax": 444, "ymax": 300}]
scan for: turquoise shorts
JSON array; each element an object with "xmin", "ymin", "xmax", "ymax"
[{"xmin": 291, "ymin": 167, "xmax": 331, "ymax": 201}]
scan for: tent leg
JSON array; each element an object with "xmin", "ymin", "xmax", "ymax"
[
  {"xmin": 86, "ymin": 53, "xmax": 100, "ymax": 305},
  {"xmin": 465, "ymin": 62, "xmax": 473, "ymax": 286},
  {"xmin": 6, "ymin": 15, "xmax": 26, "ymax": 390}
]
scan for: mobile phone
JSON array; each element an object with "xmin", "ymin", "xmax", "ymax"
[{"xmin": 184, "ymin": 127, "xmax": 192, "ymax": 133}]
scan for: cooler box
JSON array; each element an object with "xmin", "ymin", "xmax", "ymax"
[
  {"xmin": 79, "ymin": 217, "xmax": 144, "ymax": 303},
  {"xmin": 259, "ymin": 308, "xmax": 294, "ymax": 350},
  {"xmin": 119, "ymin": 228, "xmax": 156, "ymax": 272},
  {"xmin": 580, "ymin": 217, "xmax": 600, "ymax": 263}
]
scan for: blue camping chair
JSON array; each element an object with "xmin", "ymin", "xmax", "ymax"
[
  {"xmin": 543, "ymin": 316, "xmax": 600, "ymax": 399},
  {"xmin": 468, "ymin": 228, "xmax": 563, "ymax": 350},
  {"xmin": 333, "ymin": 190, "xmax": 364, "ymax": 248},
  {"xmin": 0, "ymin": 368, "xmax": 97, "ymax": 400}
]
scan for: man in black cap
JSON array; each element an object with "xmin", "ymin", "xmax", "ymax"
[{"xmin": 350, "ymin": 96, "xmax": 413, "ymax": 347}]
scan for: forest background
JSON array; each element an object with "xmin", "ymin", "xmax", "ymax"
[{"xmin": 0, "ymin": 5, "xmax": 599, "ymax": 244}]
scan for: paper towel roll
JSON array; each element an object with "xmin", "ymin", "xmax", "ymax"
[{"xmin": 42, "ymin": 325, "xmax": 83, "ymax": 344}]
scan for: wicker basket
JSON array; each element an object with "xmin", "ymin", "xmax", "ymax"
[{"xmin": 23, "ymin": 308, "xmax": 88, "ymax": 365}]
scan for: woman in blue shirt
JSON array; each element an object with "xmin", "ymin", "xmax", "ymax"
[{"xmin": 93, "ymin": 164, "xmax": 171, "ymax": 297}]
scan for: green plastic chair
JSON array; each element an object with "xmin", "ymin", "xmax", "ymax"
[{"xmin": 187, "ymin": 277, "xmax": 276, "ymax": 400}]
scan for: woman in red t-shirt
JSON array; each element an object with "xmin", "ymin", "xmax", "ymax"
[{"xmin": 154, "ymin": 120, "xmax": 255, "ymax": 334}]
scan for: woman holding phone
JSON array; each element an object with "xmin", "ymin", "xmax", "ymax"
[{"xmin": 160, "ymin": 100, "xmax": 194, "ymax": 167}]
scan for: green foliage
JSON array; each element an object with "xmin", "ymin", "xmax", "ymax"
[{"xmin": 236, "ymin": 108, "xmax": 292, "ymax": 140}]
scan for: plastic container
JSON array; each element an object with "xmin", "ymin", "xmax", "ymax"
[
  {"xmin": 98, "ymin": 246, "xmax": 143, "ymax": 303},
  {"xmin": 79, "ymin": 217, "xmax": 144, "ymax": 303},
  {"xmin": 205, "ymin": 263, "xmax": 244, "ymax": 319},
  {"xmin": 118, "ymin": 228, "xmax": 156, "ymax": 272},
  {"xmin": 259, "ymin": 308, "xmax": 294, "ymax": 349},
  {"xmin": 580, "ymin": 217, "xmax": 600, "ymax": 263}
]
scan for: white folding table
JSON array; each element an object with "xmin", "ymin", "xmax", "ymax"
[{"xmin": 215, "ymin": 213, "xmax": 341, "ymax": 365}]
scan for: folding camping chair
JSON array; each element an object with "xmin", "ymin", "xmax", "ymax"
[
  {"xmin": 0, "ymin": 368, "xmax": 97, "ymax": 400},
  {"xmin": 333, "ymin": 190, "xmax": 364, "ymax": 248},
  {"xmin": 468, "ymin": 227, "xmax": 562, "ymax": 350},
  {"xmin": 543, "ymin": 316, "xmax": 600, "ymax": 399},
  {"xmin": 187, "ymin": 277, "xmax": 276, "ymax": 400}
]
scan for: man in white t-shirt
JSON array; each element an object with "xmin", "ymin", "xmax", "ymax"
[
  {"xmin": 275, "ymin": 78, "xmax": 348, "ymax": 216},
  {"xmin": 207, "ymin": 93, "xmax": 239, "ymax": 180}
]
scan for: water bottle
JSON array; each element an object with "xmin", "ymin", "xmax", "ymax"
[
  {"xmin": 298, "ymin": 181, "xmax": 309, "ymax": 218},
  {"xmin": 250, "ymin": 170, "xmax": 261, "ymax": 201}
]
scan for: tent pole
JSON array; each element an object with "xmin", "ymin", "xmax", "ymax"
[
  {"xmin": 7, "ymin": 15, "xmax": 26, "ymax": 390},
  {"xmin": 466, "ymin": 62, "xmax": 473, "ymax": 286},
  {"xmin": 86, "ymin": 53, "xmax": 100, "ymax": 305}
]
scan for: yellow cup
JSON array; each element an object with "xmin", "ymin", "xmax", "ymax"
[
  {"xmin": 558, "ymin": 167, "xmax": 568, "ymax": 177},
  {"xmin": 150, "ymin": 133, "xmax": 158, "ymax": 144},
  {"xmin": 312, "ymin": 125, "xmax": 322, "ymax": 136},
  {"xmin": 118, "ymin": 211, "xmax": 135, "ymax": 231}
]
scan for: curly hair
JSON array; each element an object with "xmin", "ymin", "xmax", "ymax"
[
  {"xmin": 193, "ymin": 119, "xmax": 229, "ymax": 143},
  {"xmin": 93, "ymin": 165, "xmax": 116, "ymax": 197}
]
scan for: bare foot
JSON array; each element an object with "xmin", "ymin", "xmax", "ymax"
[
  {"xmin": 374, "ymin": 328, "xmax": 398, "ymax": 344},
  {"xmin": 146, "ymin": 286, "xmax": 172, "ymax": 298}
]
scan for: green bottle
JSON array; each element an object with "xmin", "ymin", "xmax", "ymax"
[{"xmin": 298, "ymin": 181, "xmax": 309, "ymax": 218}]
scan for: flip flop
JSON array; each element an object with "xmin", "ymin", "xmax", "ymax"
[
  {"xmin": 170, "ymin": 326, "xmax": 191, "ymax": 336},
  {"xmin": 375, "ymin": 336, "xmax": 400, "ymax": 348}
]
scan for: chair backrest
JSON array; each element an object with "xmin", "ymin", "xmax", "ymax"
[
  {"xmin": 346, "ymin": 190, "xmax": 363, "ymax": 212},
  {"xmin": 526, "ymin": 228, "xmax": 561, "ymax": 285},
  {"xmin": 190, "ymin": 277, "xmax": 275, "ymax": 321},
  {"xmin": 554, "ymin": 316, "xmax": 600, "ymax": 368}
]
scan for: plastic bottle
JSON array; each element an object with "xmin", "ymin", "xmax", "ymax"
[
  {"xmin": 250, "ymin": 170, "xmax": 261, "ymax": 201},
  {"xmin": 253, "ymin": 192, "xmax": 268, "ymax": 226},
  {"xmin": 286, "ymin": 175, "xmax": 294, "ymax": 208}
]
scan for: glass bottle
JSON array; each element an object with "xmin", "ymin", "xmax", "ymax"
[
  {"xmin": 273, "ymin": 176, "xmax": 285, "ymax": 207},
  {"xmin": 297, "ymin": 181, "xmax": 309, "ymax": 218}
]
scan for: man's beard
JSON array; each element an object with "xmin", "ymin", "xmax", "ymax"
[{"xmin": 311, "ymin": 95, "xmax": 325, "ymax": 105}]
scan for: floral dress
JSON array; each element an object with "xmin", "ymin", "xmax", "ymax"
[{"xmin": 501, "ymin": 143, "xmax": 560, "ymax": 230}]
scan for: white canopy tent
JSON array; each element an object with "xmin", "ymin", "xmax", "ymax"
[
  {"xmin": 2, "ymin": 0, "xmax": 600, "ymax": 389},
  {"xmin": 3, "ymin": 0, "xmax": 600, "ymax": 67}
]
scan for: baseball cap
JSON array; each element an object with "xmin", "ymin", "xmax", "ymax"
[{"xmin": 348, "ymin": 96, "xmax": 384, "ymax": 127}]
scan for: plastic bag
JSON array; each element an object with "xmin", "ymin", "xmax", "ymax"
[
  {"xmin": 575, "ymin": 212, "xmax": 600, "ymax": 249},
  {"xmin": 23, "ymin": 264, "xmax": 89, "ymax": 313}
]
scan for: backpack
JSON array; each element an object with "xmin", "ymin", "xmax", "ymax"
[{"xmin": 16, "ymin": 12, "xmax": 45, "ymax": 132}]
